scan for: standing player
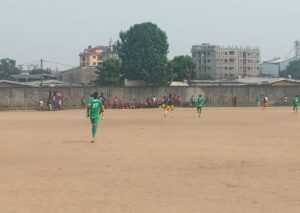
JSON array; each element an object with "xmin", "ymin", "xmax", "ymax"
[
  {"xmin": 292, "ymin": 95, "xmax": 299, "ymax": 112},
  {"xmin": 195, "ymin": 94, "xmax": 205, "ymax": 117},
  {"xmin": 256, "ymin": 95, "xmax": 261, "ymax": 106},
  {"xmin": 87, "ymin": 92, "xmax": 104, "ymax": 143},
  {"xmin": 262, "ymin": 96, "xmax": 269, "ymax": 109}
]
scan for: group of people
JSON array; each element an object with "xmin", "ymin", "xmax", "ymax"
[
  {"xmin": 86, "ymin": 92, "xmax": 300, "ymax": 143},
  {"xmin": 39, "ymin": 91, "xmax": 64, "ymax": 111},
  {"xmin": 161, "ymin": 94, "xmax": 204, "ymax": 118},
  {"xmin": 83, "ymin": 94, "xmax": 184, "ymax": 110},
  {"xmin": 85, "ymin": 92, "xmax": 205, "ymax": 143},
  {"xmin": 256, "ymin": 95, "xmax": 300, "ymax": 112}
]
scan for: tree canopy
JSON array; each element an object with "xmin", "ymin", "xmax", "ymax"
[
  {"xmin": 96, "ymin": 58, "xmax": 121, "ymax": 86},
  {"xmin": 280, "ymin": 59, "xmax": 300, "ymax": 79},
  {"xmin": 0, "ymin": 58, "xmax": 20, "ymax": 80},
  {"xmin": 168, "ymin": 55, "xmax": 194, "ymax": 81},
  {"xmin": 117, "ymin": 22, "xmax": 169, "ymax": 85}
]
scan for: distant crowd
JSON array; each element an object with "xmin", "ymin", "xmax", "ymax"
[
  {"xmin": 82, "ymin": 93, "xmax": 186, "ymax": 109},
  {"xmin": 38, "ymin": 91, "xmax": 299, "ymax": 111}
]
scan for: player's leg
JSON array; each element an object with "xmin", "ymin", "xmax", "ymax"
[
  {"xmin": 197, "ymin": 107, "xmax": 202, "ymax": 117},
  {"xmin": 164, "ymin": 106, "xmax": 168, "ymax": 118},
  {"xmin": 171, "ymin": 105, "xmax": 175, "ymax": 111},
  {"xmin": 161, "ymin": 104, "xmax": 167, "ymax": 118},
  {"xmin": 91, "ymin": 118, "xmax": 99, "ymax": 143}
]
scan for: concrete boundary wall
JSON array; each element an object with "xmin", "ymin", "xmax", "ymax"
[{"xmin": 1, "ymin": 86, "xmax": 300, "ymax": 110}]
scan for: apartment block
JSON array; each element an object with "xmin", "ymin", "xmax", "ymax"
[
  {"xmin": 79, "ymin": 45, "xmax": 113, "ymax": 67},
  {"xmin": 192, "ymin": 43, "xmax": 261, "ymax": 79}
]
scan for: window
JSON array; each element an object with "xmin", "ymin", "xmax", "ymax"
[
  {"xmin": 229, "ymin": 51, "xmax": 235, "ymax": 55},
  {"xmin": 93, "ymin": 56, "xmax": 96, "ymax": 59},
  {"xmin": 229, "ymin": 58, "xmax": 235, "ymax": 62},
  {"xmin": 224, "ymin": 59, "xmax": 228, "ymax": 63},
  {"xmin": 93, "ymin": 62, "xmax": 97, "ymax": 66}
]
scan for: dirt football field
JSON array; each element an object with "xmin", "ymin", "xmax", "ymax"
[{"xmin": 1, "ymin": 107, "xmax": 300, "ymax": 213}]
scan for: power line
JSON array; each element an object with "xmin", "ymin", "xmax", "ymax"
[{"xmin": 42, "ymin": 59, "xmax": 75, "ymax": 68}]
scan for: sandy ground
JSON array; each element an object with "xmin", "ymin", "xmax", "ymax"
[{"xmin": 1, "ymin": 107, "xmax": 300, "ymax": 213}]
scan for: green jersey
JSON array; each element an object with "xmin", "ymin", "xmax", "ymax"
[
  {"xmin": 196, "ymin": 96, "xmax": 205, "ymax": 108},
  {"xmin": 89, "ymin": 99, "xmax": 103, "ymax": 120},
  {"xmin": 293, "ymin": 97, "xmax": 300, "ymax": 107}
]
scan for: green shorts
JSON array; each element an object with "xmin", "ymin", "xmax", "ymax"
[{"xmin": 90, "ymin": 117, "xmax": 100, "ymax": 125}]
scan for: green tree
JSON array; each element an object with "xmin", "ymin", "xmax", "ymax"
[
  {"xmin": 117, "ymin": 22, "xmax": 169, "ymax": 85},
  {"xmin": 280, "ymin": 59, "xmax": 300, "ymax": 79},
  {"xmin": 0, "ymin": 58, "xmax": 20, "ymax": 79},
  {"xmin": 96, "ymin": 58, "xmax": 121, "ymax": 86},
  {"xmin": 168, "ymin": 55, "xmax": 194, "ymax": 81}
]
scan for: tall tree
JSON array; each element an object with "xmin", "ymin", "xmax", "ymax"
[
  {"xmin": 117, "ymin": 22, "xmax": 169, "ymax": 85},
  {"xmin": 168, "ymin": 55, "xmax": 194, "ymax": 81},
  {"xmin": 96, "ymin": 58, "xmax": 121, "ymax": 86},
  {"xmin": 0, "ymin": 58, "xmax": 20, "ymax": 79},
  {"xmin": 280, "ymin": 59, "xmax": 300, "ymax": 79}
]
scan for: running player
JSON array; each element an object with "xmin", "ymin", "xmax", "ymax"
[
  {"xmin": 195, "ymin": 94, "xmax": 205, "ymax": 117},
  {"xmin": 161, "ymin": 94, "xmax": 174, "ymax": 118},
  {"xmin": 292, "ymin": 95, "xmax": 299, "ymax": 112},
  {"xmin": 87, "ymin": 92, "xmax": 104, "ymax": 143}
]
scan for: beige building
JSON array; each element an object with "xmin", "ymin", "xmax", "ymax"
[
  {"xmin": 192, "ymin": 43, "xmax": 261, "ymax": 79},
  {"xmin": 79, "ymin": 45, "xmax": 110, "ymax": 67}
]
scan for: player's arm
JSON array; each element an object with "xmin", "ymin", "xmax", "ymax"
[{"xmin": 87, "ymin": 104, "xmax": 91, "ymax": 118}]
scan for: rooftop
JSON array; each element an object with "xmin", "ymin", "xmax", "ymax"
[{"xmin": 190, "ymin": 77, "xmax": 300, "ymax": 86}]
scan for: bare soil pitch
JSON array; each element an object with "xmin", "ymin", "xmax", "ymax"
[{"xmin": 1, "ymin": 108, "xmax": 300, "ymax": 213}]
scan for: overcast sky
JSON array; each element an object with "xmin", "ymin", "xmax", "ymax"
[{"xmin": 1, "ymin": 0, "xmax": 299, "ymax": 69}]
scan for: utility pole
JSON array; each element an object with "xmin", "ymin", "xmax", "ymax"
[
  {"xmin": 295, "ymin": 41, "xmax": 300, "ymax": 59},
  {"xmin": 40, "ymin": 59, "xmax": 44, "ymax": 71},
  {"xmin": 40, "ymin": 59, "xmax": 44, "ymax": 87}
]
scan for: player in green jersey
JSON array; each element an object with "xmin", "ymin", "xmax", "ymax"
[
  {"xmin": 292, "ymin": 95, "xmax": 300, "ymax": 112},
  {"xmin": 195, "ymin": 94, "xmax": 205, "ymax": 117},
  {"xmin": 87, "ymin": 92, "xmax": 104, "ymax": 143}
]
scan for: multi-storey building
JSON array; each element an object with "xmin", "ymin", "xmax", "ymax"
[
  {"xmin": 79, "ymin": 45, "xmax": 115, "ymax": 67},
  {"xmin": 192, "ymin": 43, "xmax": 261, "ymax": 79}
]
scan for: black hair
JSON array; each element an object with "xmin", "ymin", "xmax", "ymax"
[{"xmin": 92, "ymin": 92, "xmax": 99, "ymax": 99}]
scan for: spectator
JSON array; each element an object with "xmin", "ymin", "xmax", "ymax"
[
  {"xmin": 39, "ymin": 100, "xmax": 44, "ymax": 111},
  {"xmin": 232, "ymin": 96, "xmax": 237, "ymax": 107}
]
